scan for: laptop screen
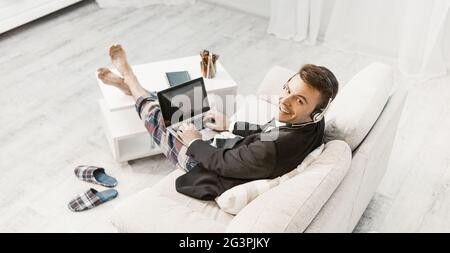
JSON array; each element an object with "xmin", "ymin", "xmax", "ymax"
[{"xmin": 157, "ymin": 77, "xmax": 210, "ymax": 127}]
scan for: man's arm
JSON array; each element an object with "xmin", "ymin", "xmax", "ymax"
[{"xmin": 186, "ymin": 137, "xmax": 277, "ymax": 179}]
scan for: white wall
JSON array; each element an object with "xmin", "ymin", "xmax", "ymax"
[{"xmin": 202, "ymin": 0, "xmax": 270, "ymax": 18}]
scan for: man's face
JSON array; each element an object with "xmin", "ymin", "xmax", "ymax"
[{"xmin": 277, "ymin": 74, "xmax": 322, "ymax": 124}]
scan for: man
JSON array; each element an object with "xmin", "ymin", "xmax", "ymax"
[{"xmin": 97, "ymin": 44, "xmax": 339, "ymax": 200}]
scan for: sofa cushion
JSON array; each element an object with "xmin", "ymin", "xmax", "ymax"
[
  {"xmin": 225, "ymin": 140, "xmax": 351, "ymax": 233},
  {"xmin": 110, "ymin": 189, "xmax": 227, "ymax": 233},
  {"xmin": 216, "ymin": 144, "xmax": 324, "ymax": 215},
  {"xmin": 110, "ymin": 169, "xmax": 233, "ymax": 232},
  {"xmin": 324, "ymin": 62, "xmax": 394, "ymax": 150}
]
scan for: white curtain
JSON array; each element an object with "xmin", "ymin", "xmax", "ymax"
[
  {"xmin": 269, "ymin": 0, "xmax": 450, "ymax": 80},
  {"xmin": 267, "ymin": 0, "xmax": 324, "ymax": 45},
  {"xmin": 96, "ymin": 0, "xmax": 195, "ymax": 8}
]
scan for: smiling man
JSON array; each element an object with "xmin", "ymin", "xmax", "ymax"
[{"xmin": 97, "ymin": 44, "xmax": 339, "ymax": 200}]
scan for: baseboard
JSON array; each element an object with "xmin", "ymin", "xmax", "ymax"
[{"xmin": 0, "ymin": 0, "xmax": 84, "ymax": 34}]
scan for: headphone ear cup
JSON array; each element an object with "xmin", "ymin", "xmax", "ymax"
[
  {"xmin": 311, "ymin": 111, "xmax": 320, "ymax": 122},
  {"xmin": 313, "ymin": 109, "xmax": 325, "ymax": 122},
  {"xmin": 313, "ymin": 114, "xmax": 320, "ymax": 122}
]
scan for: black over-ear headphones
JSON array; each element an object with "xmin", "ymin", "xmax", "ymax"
[{"xmin": 281, "ymin": 71, "xmax": 335, "ymax": 128}]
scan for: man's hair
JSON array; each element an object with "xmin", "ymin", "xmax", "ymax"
[{"xmin": 298, "ymin": 64, "xmax": 339, "ymax": 110}]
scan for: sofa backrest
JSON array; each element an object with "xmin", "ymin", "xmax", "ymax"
[
  {"xmin": 324, "ymin": 63, "xmax": 394, "ymax": 151},
  {"xmin": 305, "ymin": 87, "xmax": 408, "ymax": 232},
  {"xmin": 250, "ymin": 64, "xmax": 407, "ymax": 232},
  {"xmin": 348, "ymin": 87, "xmax": 408, "ymax": 229}
]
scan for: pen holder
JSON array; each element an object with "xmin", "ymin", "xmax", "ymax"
[{"xmin": 200, "ymin": 50, "xmax": 219, "ymax": 79}]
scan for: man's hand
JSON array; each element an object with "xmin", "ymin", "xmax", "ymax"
[
  {"xmin": 203, "ymin": 110, "xmax": 230, "ymax": 132},
  {"xmin": 177, "ymin": 123, "xmax": 202, "ymax": 145}
]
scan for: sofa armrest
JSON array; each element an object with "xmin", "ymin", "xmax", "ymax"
[{"xmin": 225, "ymin": 140, "xmax": 352, "ymax": 233}]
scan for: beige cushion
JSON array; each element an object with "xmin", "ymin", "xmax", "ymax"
[
  {"xmin": 225, "ymin": 140, "xmax": 352, "ymax": 233},
  {"xmin": 216, "ymin": 144, "xmax": 324, "ymax": 215},
  {"xmin": 110, "ymin": 169, "xmax": 232, "ymax": 232},
  {"xmin": 324, "ymin": 62, "xmax": 394, "ymax": 150}
]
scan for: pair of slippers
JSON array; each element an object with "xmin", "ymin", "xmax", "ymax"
[{"xmin": 68, "ymin": 166, "xmax": 118, "ymax": 212}]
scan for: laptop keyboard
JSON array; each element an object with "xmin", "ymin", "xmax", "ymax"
[{"xmin": 172, "ymin": 116, "xmax": 205, "ymax": 132}]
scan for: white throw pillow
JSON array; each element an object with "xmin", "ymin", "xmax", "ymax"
[
  {"xmin": 325, "ymin": 62, "xmax": 394, "ymax": 151},
  {"xmin": 215, "ymin": 144, "xmax": 324, "ymax": 215}
]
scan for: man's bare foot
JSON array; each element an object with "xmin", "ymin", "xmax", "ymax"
[
  {"xmin": 109, "ymin": 44, "xmax": 133, "ymax": 77},
  {"xmin": 97, "ymin": 67, "xmax": 131, "ymax": 95}
]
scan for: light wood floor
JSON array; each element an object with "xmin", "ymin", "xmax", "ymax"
[{"xmin": 0, "ymin": 0, "xmax": 449, "ymax": 232}]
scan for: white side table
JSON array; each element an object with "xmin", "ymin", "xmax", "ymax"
[{"xmin": 97, "ymin": 55, "xmax": 238, "ymax": 162}]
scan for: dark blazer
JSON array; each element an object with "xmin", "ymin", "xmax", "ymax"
[{"xmin": 175, "ymin": 119, "xmax": 325, "ymax": 200}]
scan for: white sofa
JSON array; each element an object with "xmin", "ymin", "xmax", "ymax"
[{"xmin": 110, "ymin": 63, "xmax": 408, "ymax": 233}]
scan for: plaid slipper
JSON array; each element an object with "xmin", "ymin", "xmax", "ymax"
[
  {"xmin": 74, "ymin": 165, "xmax": 118, "ymax": 187},
  {"xmin": 68, "ymin": 188, "xmax": 118, "ymax": 212}
]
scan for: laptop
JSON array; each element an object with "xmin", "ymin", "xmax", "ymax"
[{"xmin": 157, "ymin": 77, "xmax": 217, "ymax": 142}]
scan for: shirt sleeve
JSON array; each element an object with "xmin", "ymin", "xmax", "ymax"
[{"xmin": 228, "ymin": 120, "xmax": 236, "ymax": 133}]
